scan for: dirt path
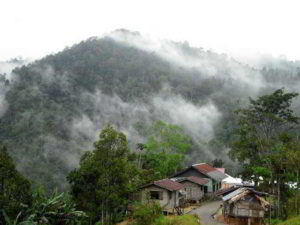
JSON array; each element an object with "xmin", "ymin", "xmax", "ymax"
[{"xmin": 188, "ymin": 201, "xmax": 225, "ymax": 225}]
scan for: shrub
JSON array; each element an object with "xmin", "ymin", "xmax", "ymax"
[
  {"xmin": 276, "ymin": 216, "xmax": 300, "ymax": 225},
  {"xmin": 131, "ymin": 202, "xmax": 162, "ymax": 225},
  {"xmin": 154, "ymin": 214, "xmax": 200, "ymax": 225}
]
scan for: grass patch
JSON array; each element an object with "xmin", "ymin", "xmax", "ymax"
[
  {"xmin": 273, "ymin": 216, "xmax": 300, "ymax": 225},
  {"xmin": 154, "ymin": 214, "xmax": 200, "ymax": 225}
]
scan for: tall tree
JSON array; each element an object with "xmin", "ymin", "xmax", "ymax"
[
  {"xmin": 229, "ymin": 89, "xmax": 299, "ymax": 218},
  {"xmin": 67, "ymin": 125, "xmax": 139, "ymax": 225},
  {"xmin": 0, "ymin": 145, "xmax": 32, "ymax": 225},
  {"xmin": 141, "ymin": 121, "xmax": 191, "ymax": 182}
]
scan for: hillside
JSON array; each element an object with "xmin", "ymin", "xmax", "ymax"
[{"xmin": 1, "ymin": 30, "xmax": 300, "ymax": 190}]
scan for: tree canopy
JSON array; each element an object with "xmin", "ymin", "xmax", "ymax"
[
  {"xmin": 67, "ymin": 125, "xmax": 140, "ymax": 224},
  {"xmin": 0, "ymin": 145, "xmax": 32, "ymax": 224},
  {"xmin": 141, "ymin": 120, "xmax": 191, "ymax": 182},
  {"xmin": 230, "ymin": 89, "xmax": 300, "ymax": 218}
]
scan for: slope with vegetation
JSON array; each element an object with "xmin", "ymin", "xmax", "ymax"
[
  {"xmin": 1, "ymin": 30, "xmax": 300, "ymax": 224},
  {"xmin": 1, "ymin": 31, "xmax": 300, "ymax": 190}
]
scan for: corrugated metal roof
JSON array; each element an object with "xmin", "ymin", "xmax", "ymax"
[
  {"xmin": 187, "ymin": 176, "xmax": 210, "ymax": 185},
  {"xmin": 154, "ymin": 179, "xmax": 184, "ymax": 191},
  {"xmin": 207, "ymin": 170, "xmax": 228, "ymax": 181},
  {"xmin": 215, "ymin": 186, "xmax": 239, "ymax": 196},
  {"xmin": 192, "ymin": 163, "xmax": 228, "ymax": 182},
  {"xmin": 193, "ymin": 163, "xmax": 216, "ymax": 173},
  {"xmin": 216, "ymin": 168, "xmax": 225, "ymax": 173},
  {"xmin": 222, "ymin": 188, "xmax": 247, "ymax": 201},
  {"xmin": 172, "ymin": 176, "xmax": 209, "ymax": 186}
]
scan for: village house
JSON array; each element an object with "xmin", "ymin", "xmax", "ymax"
[
  {"xmin": 171, "ymin": 176, "xmax": 209, "ymax": 202},
  {"xmin": 138, "ymin": 179, "xmax": 185, "ymax": 214},
  {"xmin": 216, "ymin": 186, "xmax": 240, "ymax": 198},
  {"xmin": 221, "ymin": 187, "xmax": 270, "ymax": 225},
  {"xmin": 221, "ymin": 174, "xmax": 243, "ymax": 189},
  {"xmin": 172, "ymin": 163, "xmax": 228, "ymax": 194}
]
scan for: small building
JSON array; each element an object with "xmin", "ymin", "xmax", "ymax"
[
  {"xmin": 172, "ymin": 176, "xmax": 209, "ymax": 202},
  {"xmin": 215, "ymin": 186, "xmax": 239, "ymax": 198},
  {"xmin": 172, "ymin": 163, "xmax": 228, "ymax": 194},
  {"xmin": 221, "ymin": 174, "xmax": 243, "ymax": 189},
  {"xmin": 221, "ymin": 188, "xmax": 270, "ymax": 225},
  {"xmin": 216, "ymin": 168, "xmax": 226, "ymax": 173},
  {"xmin": 139, "ymin": 179, "xmax": 185, "ymax": 214}
]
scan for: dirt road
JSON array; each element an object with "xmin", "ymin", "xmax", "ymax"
[{"xmin": 188, "ymin": 201, "xmax": 225, "ymax": 225}]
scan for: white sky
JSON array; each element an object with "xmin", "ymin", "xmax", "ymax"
[{"xmin": 1, "ymin": 0, "xmax": 300, "ymax": 61}]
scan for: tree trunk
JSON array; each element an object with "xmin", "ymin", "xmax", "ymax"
[
  {"xmin": 297, "ymin": 170, "xmax": 299, "ymax": 215},
  {"xmin": 101, "ymin": 202, "xmax": 104, "ymax": 225},
  {"xmin": 277, "ymin": 175, "xmax": 281, "ymax": 218}
]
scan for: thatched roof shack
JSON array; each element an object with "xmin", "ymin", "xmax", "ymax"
[{"xmin": 222, "ymin": 188, "xmax": 270, "ymax": 225}]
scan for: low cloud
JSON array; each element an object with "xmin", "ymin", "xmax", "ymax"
[
  {"xmin": 152, "ymin": 95, "xmax": 220, "ymax": 141},
  {"xmin": 0, "ymin": 59, "xmax": 30, "ymax": 117},
  {"xmin": 65, "ymin": 88, "xmax": 221, "ymax": 169},
  {"xmin": 108, "ymin": 30, "xmax": 265, "ymax": 91}
]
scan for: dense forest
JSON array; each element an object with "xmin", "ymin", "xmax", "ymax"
[
  {"xmin": 1, "ymin": 30, "xmax": 300, "ymax": 224},
  {"xmin": 0, "ymin": 30, "xmax": 300, "ymax": 192}
]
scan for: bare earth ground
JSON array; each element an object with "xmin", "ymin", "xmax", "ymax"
[{"xmin": 188, "ymin": 201, "xmax": 225, "ymax": 225}]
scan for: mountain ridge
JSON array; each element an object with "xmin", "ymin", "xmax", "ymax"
[{"xmin": 1, "ymin": 30, "xmax": 300, "ymax": 190}]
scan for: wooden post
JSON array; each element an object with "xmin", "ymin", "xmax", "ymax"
[{"xmin": 248, "ymin": 218, "xmax": 251, "ymax": 225}]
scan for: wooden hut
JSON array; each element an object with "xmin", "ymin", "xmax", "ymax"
[
  {"xmin": 139, "ymin": 179, "xmax": 185, "ymax": 214},
  {"xmin": 172, "ymin": 176, "xmax": 209, "ymax": 202},
  {"xmin": 222, "ymin": 188, "xmax": 270, "ymax": 225}
]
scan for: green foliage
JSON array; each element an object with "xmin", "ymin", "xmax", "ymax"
[
  {"xmin": 230, "ymin": 89, "xmax": 300, "ymax": 218},
  {"xmin": 0, "ymin": 145, "xmax": 32, "ymax": 225},
  {"xmin": 287, "ymin": 190, "xmax": 300, "ymax": 217},
  {"xmin": 67, "ymin": 125, "xmax": 140, "ymax": 224},
  {"xmin": 154, "ymin": 215, "xmax": 200, "ymax": 225},
  {"xmin": 273, "ymin": 215, "xmax": 300, "ymax": 225},
  {"xmin": 141, "ymin": 121, "xmax": 191, "ymax": 182},
  {"xmin": 211, "ymin": 159, "xmax": 224, "ymax": 168},
  {"xmin": 2, "ymin": 31, "xmax": 300, "ymax": 192},
  {"xmin": 20, "ymin": 186, "xmax": 86, "ymax": 225},
  {"xmin": 131, "ymin": 202, "xmax": 162, "ymax": 225}
]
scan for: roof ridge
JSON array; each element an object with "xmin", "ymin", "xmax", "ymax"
[{"xmin": 192, "ymin": 163, "xmax": 206, "ymax": 166}]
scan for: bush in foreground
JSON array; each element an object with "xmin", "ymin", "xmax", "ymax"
[
  {"xmin": 274, "ymin": 216, "xmax": 300, "ymax": 225},
  {"xmin": 131, "ymin": 202, "xmax": 162, "ymax": 225},
  {"xmin": 154, "ymin": 214, "xmax": 200, "ymax": 225}
]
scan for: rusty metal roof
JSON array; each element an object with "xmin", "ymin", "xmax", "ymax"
[
  {"xmin": 172, "ymin": 163, "xmax": 228, "ymax": 182},
  {"xmin": 172, "ymin": 176, "xmax": 209, "ymax": 186},
  {"xmin": 187, "ymin": 176, "xmax": 210, "ymax": 185},
  {"xmin": 193, "ymin": 163, "xmax": 216, "ymax": 173},
  {"xmin": 193, "ymin": 163, "xmax": 228, "ymax": 181},
  {"xmin": 153, "ymin": 179, "xmax": 184, "ymax": 191}
]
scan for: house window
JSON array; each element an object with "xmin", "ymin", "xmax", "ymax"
[{"xmin": 150, "ymin": 191, "xmax": 163, "ymax": 200}]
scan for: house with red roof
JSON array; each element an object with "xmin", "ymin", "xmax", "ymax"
[
  {"xmin": 171, "ymin": 163, "xmax": 228, "ymax": 194},
  {"xmin": 138, "ymin": 179, "xmax": 185, "ymax": 213},
  {"xmin": 171, "ymin": 176, "xmax": 209, "ymax": 202}
]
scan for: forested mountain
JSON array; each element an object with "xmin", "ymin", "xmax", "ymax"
[{"xmin": 0, "ymin": 30, "xmax": 300, "ymax": 190}]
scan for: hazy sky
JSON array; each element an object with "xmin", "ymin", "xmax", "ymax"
[{"xmin": 1, "ymin": 0, "xmax": 300, "ymax": 61}]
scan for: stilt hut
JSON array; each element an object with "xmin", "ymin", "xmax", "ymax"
[{"xmin": 222, "ymin": 188, "xmax": 270, "ymax": 225}]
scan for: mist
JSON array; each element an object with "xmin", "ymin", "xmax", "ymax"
[
  {"xmin": 109, "ymin": 30, "xmax": 265, "ymax": 92},
  {"xmin": 2, "ymin": 30, "xmax": 300, "ymax": 189}
]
